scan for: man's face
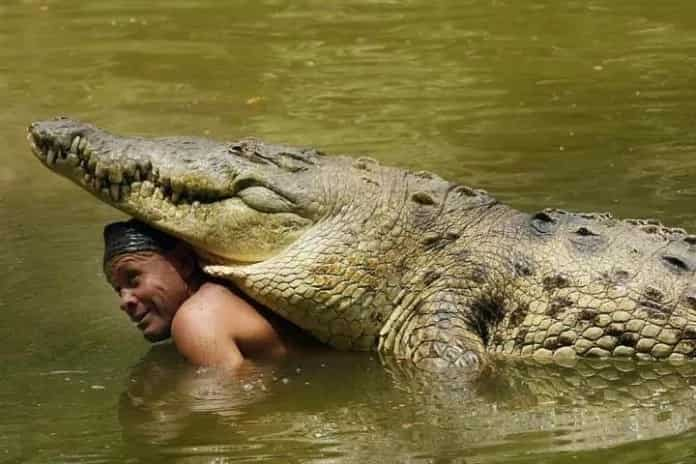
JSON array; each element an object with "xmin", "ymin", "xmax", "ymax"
[{"xmin": 107, "ymin": 251, "xmax": 192, "ymax": 342}]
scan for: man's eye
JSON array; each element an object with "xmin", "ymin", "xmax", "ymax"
[{"xmin": 126, "ymin": 271, "xmax": 139, "ymax": 286}]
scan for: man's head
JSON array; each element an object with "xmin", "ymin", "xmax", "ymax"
[{"xmin": 103, "ymin": 220, "xmax": 199, "ymax": 342}]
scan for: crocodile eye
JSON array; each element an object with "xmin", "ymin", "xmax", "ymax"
[
  {"xmin": 530, "ymin": 211, "xmax": 557, "ymax": 235},
  {"xmin": 662, "ymin": 255, "xmax": 691, "ymax": 273},
  {"xmin": 237, "ymin": 186, "xmax": 294, "ymax": 213}
]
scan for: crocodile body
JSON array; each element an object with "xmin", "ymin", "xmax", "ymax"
[{"xmin": 28, "ymin": 118, "xmax": 696, "ymax": 375}]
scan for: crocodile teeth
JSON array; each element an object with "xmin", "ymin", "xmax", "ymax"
[
  {"xmin": 110, "ymin": 184, "xmax": 121, "ymax": 202},
  {"xmin": 109, "ymin": 167, "xmax": 123, "ymax": 184},
  {"xmin": 67, "ymin": 153, "xmax": 80, "ymax": 166},
  {"xmin": 124, "ymin": 161, "xmax": 136, "ymax": 178},
  {"xmin": 95, "ymin": 163, "xmax": 107, "ymax": 179},
  {"xmin": 46, "ymin": 148, "xmax": 56, "ymax": 165},
  {"xmin": 70, "ymin": 136, "xmax": 80, "ymax": 153},
  {"xmin": 141, "ymin": 181, "xmax": 154, "ymax": 197},
  {"xmin": 78, "ymin": 138, "xmax": 87, "ymax": 153}
]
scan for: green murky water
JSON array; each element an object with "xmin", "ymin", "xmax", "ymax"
[{"xmin": 3, "ymin": 1, "xmax": 696, "ymax": 462}]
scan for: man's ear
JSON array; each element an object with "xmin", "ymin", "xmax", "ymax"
[{"xmin": 170, "ymin": 243, "xmax": 198, "ymax": 280}]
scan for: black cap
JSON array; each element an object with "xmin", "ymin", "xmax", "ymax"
[{"xmin": 103, "ymin": 219, "xmax": 177, "ymax": 269}]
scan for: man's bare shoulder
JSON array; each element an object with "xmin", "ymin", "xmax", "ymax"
[
  {"xmin": 172, "ymin": 284, "xmax": 228, "ymax": 335},
  {"xmin": 172, "ymin": 282, "xmax": 244, "ymax": 340},
  {"xmin": 176, "ymin": 281, "xmax": 287, "ymax": 360},
  {"xmin": 170, "ymin": 283, "xmax": 247, "ymax": 369},
  {"xmin": 183, "ymin": 282, "xmax": 254, "ymax": 313}
]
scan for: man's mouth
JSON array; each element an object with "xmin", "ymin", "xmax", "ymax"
[{"xmin": 132, "ymin": 310, "xmax": 149, "ymax": 329}]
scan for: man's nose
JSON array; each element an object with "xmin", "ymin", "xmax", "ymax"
[{"xmin": 119, "ymin": 290, "xmax": 138, "ymax": 315}]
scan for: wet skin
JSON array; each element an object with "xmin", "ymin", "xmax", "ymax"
[
  {"xmin": 106, "ymin": 247, "xmax": 288, "ymax": 368},
  {"xmin": 107, "ymin": 250, "xmax": 197, "ymax": 343}
]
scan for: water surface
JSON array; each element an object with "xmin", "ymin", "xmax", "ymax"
[{"xmin": 3, "ymin": 1, "xmax": 696, "ymax": 462}]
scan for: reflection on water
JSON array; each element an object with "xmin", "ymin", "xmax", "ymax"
[
  {"xmin": 3, "ymin": 0, "xmax": 696, "ymax": 462},
  {"xmin": 120, "ymin": 347, "xmax": 696, "ymax": 462}
]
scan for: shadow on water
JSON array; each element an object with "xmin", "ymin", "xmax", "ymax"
[{"xmin": 120, "ymin": 346, "xmax": 696, "ymax": 462}]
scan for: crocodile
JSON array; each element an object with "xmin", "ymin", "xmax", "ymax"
[{"xmin": 27, "ymin": 117, "xmax": 696, "ymax": 376}]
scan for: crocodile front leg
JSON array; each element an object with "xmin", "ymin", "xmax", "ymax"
[{"xmin": 377, "ymin": 287, "xmax": 494, "ymax": 376}]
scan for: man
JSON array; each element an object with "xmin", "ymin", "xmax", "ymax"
[{"xmin": 103, "ymin": 219, "xmax": 309, "ymax": 369}]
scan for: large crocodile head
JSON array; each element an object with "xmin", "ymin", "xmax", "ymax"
[{"xmin": 28, "ymin": 117, "xmax": 332, "ymax": 264}]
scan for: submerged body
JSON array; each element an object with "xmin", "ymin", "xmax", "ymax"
[{"xmin": 28, "ymin": 118, "xmax": 696, "ymax": 375}]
